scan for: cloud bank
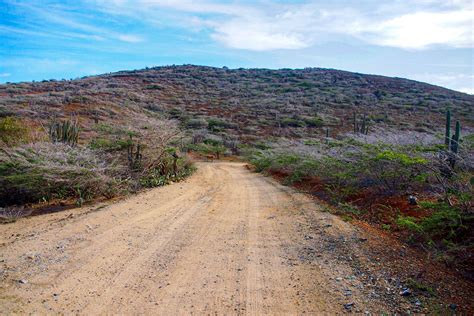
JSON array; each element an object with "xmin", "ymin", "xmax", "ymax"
[{"xmin": 93, "ymin": 0, "xmax": 473, "ymax": 51}]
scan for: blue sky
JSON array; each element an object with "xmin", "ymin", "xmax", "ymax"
[{"xmin": 1, "ymin": 0, "xmax": 473, "ymax": 93}]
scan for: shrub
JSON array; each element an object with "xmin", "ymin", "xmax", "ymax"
[
  {"xmin": 0, "ymin": 117, "xmax": 30, "ymax": 147},
  {"xmin": 303, "ymin": 117, "xmax": 324, "ymax": 127},
  {"xmin": 140, "ymin": 156, "xmax": 195, "ymax": 188},
  {"xmin": 280, "ymin": 117, "xmax": 305, "ymax": 127},
  {"xmin": 207, "ymin": 118, "xmax": 229, "ymax": 131},
  {"xmin": 186, "ymin": 118, "xmax": 207, "ymax": 129},
  {"xmin": 365, "ymin": 148, "xmax": 428, "ymax": 192},
  {"xmin": 0, "ymin": 206, "xmax": 32, "ymax": 223},
  {"xmin": 397, "ymin": 215, "xmax": 422, "ymax": 232},
  {"xmin": 250, "ymin": 152, "xmax": 273, "ymax": 172},
  {"xmin": 89, "ymin": 138, "xmax": 132, "ymax": 151},
  {"xmin": 0, "ymin": 142, "xmax": 118, "ymax": 206},
  {"xmin": 418, "ymin": 201, "xmax": 469, "ymax": 243}
]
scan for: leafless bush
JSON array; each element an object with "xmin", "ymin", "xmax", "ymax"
[
  {"xmin": 347, "ymin": 128, "xmax": 440, "ymax": 146},
  {"xmin": 0, "ymin": 142, "xmax": 119, "ymax": 206},
  {"xmin": 0, "ymin": 206, "xmax": 32, "ymax": 222}
]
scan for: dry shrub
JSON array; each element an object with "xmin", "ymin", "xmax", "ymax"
[
  {"xmin": 0, "ymin": 116, "xmax": 46, "ymax": 148},
  {"xmin": 0, "ymin": 142, "xmax": 119, "ymax": 206},
  {"xmin": 0, "ymin": 206, "xmax": 32, "ymax": 223}
]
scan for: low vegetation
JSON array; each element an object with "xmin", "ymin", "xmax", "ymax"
[
  {"xmin": 248, "ymin": 117, "xmax": 473, "ymax": 275},
  {"xmin": 0, "ymin": 116, "xmax": 195, "ymax": 214}
]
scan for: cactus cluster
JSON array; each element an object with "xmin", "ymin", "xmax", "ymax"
[
  {"xmin": 49, "ymin": 119, "xmax": 79, "ymax": 146},
  {"xmin": 353, "ymin": 112, "xmax": 369, "ymax": 135}
]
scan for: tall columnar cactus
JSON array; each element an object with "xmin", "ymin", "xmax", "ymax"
[
  {"xmin": 353, "ymin": 112, "xmax": 357, "ymax": 133},
  {"xmin": 49, "ymin": 119, "xmax": 79, "ymax": 146},
  {"xmin": 450, "ymin": 120, "xmax": 461, "ymax": 154},
  {"xmin": 353, "ymin": 112, "xmax": 369, "ymax": 135},
  {"xmin": 445, "ymin": 110, "xmax": 451, "ymax": 147}
]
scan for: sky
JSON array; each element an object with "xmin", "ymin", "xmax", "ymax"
[{"xmin": 0, "ymin": 0, "xmax": 473, "ymax": 94}]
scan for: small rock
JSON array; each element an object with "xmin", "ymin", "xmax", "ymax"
[
  {"xmin": 408, "ymin": 195, "xmax": 417, "ymax": 205},
  {"xmin": 449, "ymin": 304, "xmax": 457, "ymax": 310},
  {"xmin": 336, "ymin": 277, "xmax": 343, "ymax": 282},
  {"xmin": 18, "ymin": 279, "xmax": 28, "ymax": 284},
  {"xmin": 415, "ymin": 299, "xmax": 421, "ymax": 306},
  {"xmin": 344, "ymin": 302, "xmax": 354, "ymax": 310},
  {"xmin": 400, "ymin": 288, "xmax": 411, "ymax": 296}
]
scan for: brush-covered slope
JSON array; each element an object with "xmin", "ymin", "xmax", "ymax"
[{"xmin": 0, "ymin": 64, "xmax": 472, "ymax": 143}]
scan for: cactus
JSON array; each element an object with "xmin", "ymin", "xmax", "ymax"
[
  {"xmin": 361, "ymin": 114, "xmax": 367, "ymax": 135},
  {"xmin": 445, "ymin": 110, "xmax": 451, "ymax": 147},
  {"xmin": 353, "ymin": 112, "xmax": 370, "ymax": 135},
  {"xmin": 353, "ymin": 112, "xmax": 357, "ymax": 133},
  {"xmin": 127, "ymin": 138, "xmax": 142, "ymax": 171},
  {"xmin": 450, "ymin": 120, "xmax": 461, "ymax": 154},
  {"xmin": 49, "ymin": 119, "xmax": 79, "ymax": 146}
]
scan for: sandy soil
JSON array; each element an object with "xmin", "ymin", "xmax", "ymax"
[{"xmin": 0, "ymin": 162, "xmax": 454, "ymax": 314}]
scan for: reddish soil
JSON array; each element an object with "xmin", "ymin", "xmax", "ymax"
[{"xmin": 262, "ymin": 168, "xmax": 474, "ymax": 312}]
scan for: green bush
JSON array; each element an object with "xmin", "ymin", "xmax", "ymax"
[
  {"xmin": 303, "ymin": 117, "xmax": 324, "ymax": 127},
  {"xmin": 186, "ymin": 118, "xmax": 207, "ymax": 129},
  {"xmin": 89, "ymin": 138, "xmax": 132, "ymax": 151},
  {"xmin": 418, "ymin": 201, "xmax": 468, "ymax": 242},
  {"xmin": 207, "ymin": 118, "xmax": 229, "ymax": 131},
  {"xmin": 140, "ymin": 156, "xmax": 195, "ymax": 188},
  {"xmin": 397, "ymin": 201, "xmax": 471, "ymax": 247},
  {"xmin": 250, "ymin": 153, "xmax": 273, "ymax": 172},
  {"xmin": 0, "ymin": 117, "xmax": 30, "ymax": 147},
  {"xmin": 280, "ymin": 117, "xmax": 305, "ymax": 127},
  {"xmin": 397, "ymin": 216, "xmax": 422, "ymax": 232}
]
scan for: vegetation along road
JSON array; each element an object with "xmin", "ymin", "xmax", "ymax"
[{"xmin": 0, "ymin": 162, "xmax": 470, "ymax": 314}]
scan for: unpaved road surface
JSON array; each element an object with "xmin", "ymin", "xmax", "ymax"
[{"xmin": 1, "ymin": 162, "xmax": 424, "ymax": 314}]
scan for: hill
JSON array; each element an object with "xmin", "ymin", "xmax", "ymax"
[{"xmin": 1, "ymin": 65, "xmax": 473, "ymax": 144}]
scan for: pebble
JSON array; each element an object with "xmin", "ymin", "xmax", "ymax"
[
  {"xmin": 344, "ymin": 302, "xmax": 354, "ymax": 310},
  {"xmin": 400, "ymin": 288, "xmax": 411, "ymax": 296},
  {"xmin": 18, "ymin": 279, "xmax": 28, "ymax": 284}
]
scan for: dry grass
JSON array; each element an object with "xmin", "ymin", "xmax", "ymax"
[{"xmin": 0, "ymin": 206, "xmax": 32, "ymax": 223}]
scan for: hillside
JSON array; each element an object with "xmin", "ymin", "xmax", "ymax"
[{"xmin": 1, "ymin": 65, "xmax": 473, "ymax": 144}]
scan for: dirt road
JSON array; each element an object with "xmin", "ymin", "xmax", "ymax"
[{"xmin": 1, "ymin": 162, "xmax": 420, "ymax": 314}]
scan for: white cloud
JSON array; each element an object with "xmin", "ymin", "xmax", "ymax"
[
  {"xmin": 410, "ymin": 73, "xmax": 474, "ymax": 93},
  {"xmin": 0, "ymin": 73, "xmax": 11, "ymax": 77},
  {"xmin": 458, "ymin": 87, "xmax": 474, "ymax": 94},
  {"xmin": 117, "ymin": 34, "xmax": 144, "ymax": 43},
  {"xmin": 366, "ymin": 10, "xmax": 473, "ymax": 49},
  {"xmin": 93, "ymin": 0, "xmax": 474, "ymax": 51}
]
